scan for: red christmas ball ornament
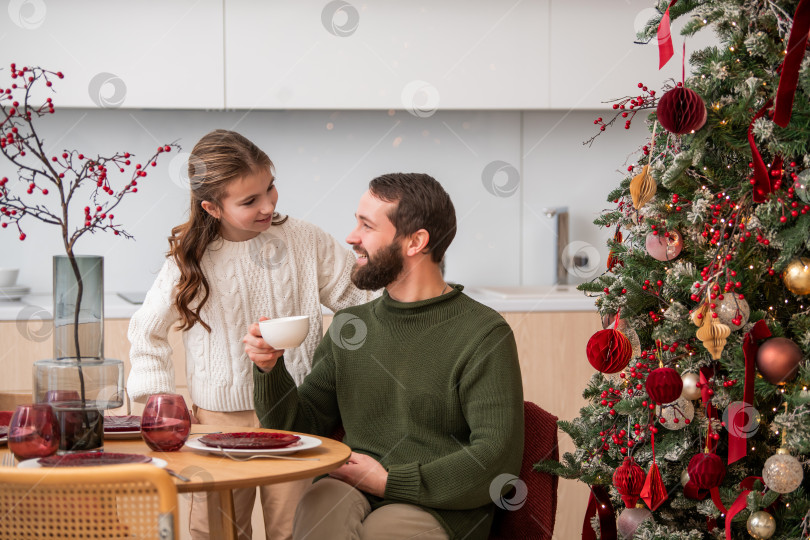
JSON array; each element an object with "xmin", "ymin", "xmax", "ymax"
[
  {"xmin": 687, "ymin": 452, "xmax": 725, "ymax": 490},
  {"xmin": 756, "ymin": 337, "xmax": 802, "ymax": 385},
  {"xmin": 656, "ymin": 86, "xmax": 707, "ymax": 135},
  {"xmin": 586, "ymin": 329, "xmax": 633, "ymax": 374},
  {"xmin": 645, "ymin": 367, "xmax": 683, "ymax": 404},
  {"xmin": 613, "ymin": 456, "xmax": 646, "ymax": 508}
]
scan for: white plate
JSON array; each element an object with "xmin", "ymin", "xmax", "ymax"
[
  {"xmin": 104, "ymin": 430, "xmax": 142, "ymax": 440},
  {"xmin": 18, "ymin": 456, "xmax": 168, "ymax": 469},
  {"xmin": 0, "ymin": 286, "xmax": 30, "ymax": 301},
  {"xmin": 186, "ymin": 434, "xmax": 322, "ymax": 456}
]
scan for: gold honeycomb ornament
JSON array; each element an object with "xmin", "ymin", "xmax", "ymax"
[
  {"xmin": 695, "ymin": 315, "xmax": 731, "ymax": 360},
  {"xmin": 630, "ymin": 165, "xmax": 657, "ymax": 210}
]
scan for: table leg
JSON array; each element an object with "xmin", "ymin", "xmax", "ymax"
[{"xmin": 207, "ymin": 488, "xmax": 238, "ymax": 540}]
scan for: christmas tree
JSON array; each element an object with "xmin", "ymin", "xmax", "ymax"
[{"xmin": 536, "ymin": 1, "xmax": 810, "ymax": 539}]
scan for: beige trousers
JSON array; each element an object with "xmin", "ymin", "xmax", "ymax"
[
  {"xmin": 189, "ymin": 407, "xmax": 310, "ymax": 540},
  {"xmin": 292, "ymin": 478, "xmax": 449, "ymax": 540}
]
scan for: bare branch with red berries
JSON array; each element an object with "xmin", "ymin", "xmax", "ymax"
[
  {"xmin": 0, "ymin": 64, "xmax": 180, "ymax": 253},
  {"xmin": 585, "ymin": 82, "xmax": 661, "ymax": 147}
]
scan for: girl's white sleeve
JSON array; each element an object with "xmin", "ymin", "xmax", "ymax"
[
  {"xmin": 313, "ymin": 226, "xmax": 379, "ymax": 312},
  {"xmin": 126, "ymin": 258, "xmax": 182, "ymax": 404}
]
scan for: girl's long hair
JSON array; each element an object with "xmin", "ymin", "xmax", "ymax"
[{"xmin": 168, "ymin": 129, "xmax": 283, "ymax": 331}]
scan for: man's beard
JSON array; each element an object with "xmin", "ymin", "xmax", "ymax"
[{"xmin": 351, "ymin": 241, "xmax": 404, "ymax": 290}]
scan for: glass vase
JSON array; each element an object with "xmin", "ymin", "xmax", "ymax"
[
  {"xmin": 32, "ymin": 255, "xmax": 124, "ymax": 453},
  {"xmin": 53, "ymin": 255, "xmax": 104, "ymax": 360}
]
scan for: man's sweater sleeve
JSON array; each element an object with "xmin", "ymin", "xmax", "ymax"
[
  {"xmin": 253, "ymin": 339, "xmax": 341, "ymax": 437},
  {"xmin": 384, "ymin": 323, "xmax": 524, "ymax": 510}
]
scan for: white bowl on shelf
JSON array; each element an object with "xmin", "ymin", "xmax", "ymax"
[
  {"xmin": 259, "ymin": 316, "xmax": 310, "ymax": 349},
  {"xmin": 0, "ymin": 268, "xmax": 19, "ymax": 288}
]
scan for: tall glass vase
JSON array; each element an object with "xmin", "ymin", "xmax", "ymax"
[
  {"xmin": 53, "ymin": 255, "xmax": 104, "ymax": 360},
  {"xmin": 33, "ymin": 255, "xmax": 124, "ymax": 453}
]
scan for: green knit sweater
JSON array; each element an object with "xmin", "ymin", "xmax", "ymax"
[{"xmin": 253, "ymin": 285, "xmax": 524, "ymax": 540}]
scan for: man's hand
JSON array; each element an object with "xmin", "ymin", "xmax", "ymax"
[
  {"xmin": 329, "ymin": 452, "xmax": 389, "ymax": 497},
  {"xmin": 243, "ymin": 316, "xmax": 285, "ymax": 372}
]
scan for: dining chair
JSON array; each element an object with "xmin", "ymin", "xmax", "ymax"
[
  {"xmin": 489, "ymin": 400, "xmax": 559, "ymax": 540},
  {"xmin": 0, "ymin": 463, "xmax": 179, "ymax": 539}
]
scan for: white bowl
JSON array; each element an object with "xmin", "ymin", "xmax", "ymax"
[
  {"xmin": 0, "ymin": 268, "xmax": 19, "ymax": 288},
  {"xmin": 259, "ymin": 316, "xmax": 310, "ymax": 349}
]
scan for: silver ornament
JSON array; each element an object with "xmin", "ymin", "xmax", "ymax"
[
  {"xmin": 762, "ymin": 449, "xmax": 803, "ymax": 494},
  {"xmin": 715, "ymin": 295, "xmax": 750, "ymax": 331},
  {"xmin": 660, "ymin": 397, "xmax": 694, "ymax": 430},
  {"xmin": 617, "ymin": 507, "xmax": 652, "ymax": 539},
  {"xmin": 746, "ymin": 510, "xmax": 776, "ymax": 539},
  {"xmin": 681, "ymin": 372, "xmax": 701, "ymax": 401}
]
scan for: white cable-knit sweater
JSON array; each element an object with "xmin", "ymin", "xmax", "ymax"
[{"xmin": 126, "ymin": 217, "xmax": 374, "ymax": 411}]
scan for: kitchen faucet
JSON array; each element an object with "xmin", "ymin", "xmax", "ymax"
[{"xmin": 542, "ymin": 206, "xmax": 574, "ymax": 286}]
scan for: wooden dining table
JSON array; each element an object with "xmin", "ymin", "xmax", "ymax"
[{"xmin": 3, "ymin": 424, "xmax": 351, "ymax": 540}]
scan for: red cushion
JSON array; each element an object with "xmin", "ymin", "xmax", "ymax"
[
  {"xmin": 0, "ymin": 411, "xmax": 13, "ymax": 426},
  {"xmin": 489, "ymin": 401, "xmax": 559, "ymax": 540}
]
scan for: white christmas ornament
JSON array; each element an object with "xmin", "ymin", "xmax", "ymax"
[
  {"xmin": 762, "ymin": 449, "xmax": 804, "ymax": 494},
  {"xmin": 660, "ymin": 397, "xmax": 694, "ymax": 430},
  {"xmin": 714, "ymin": 295, "xmax": 750, "ymax": 331},
  {"xmin": 681, "ymin": 372, "xmax": 701, "ymax": 401}
]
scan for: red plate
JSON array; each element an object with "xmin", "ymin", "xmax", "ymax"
[
  {"xmin": 38, "ymin": 452, "xmax": 152, "ymax": 467},
  {"xmin": 199, "ymin": 432, "xmax": 300, "ymax": 449},
  {"xmin": 104, "ymin": 415, "xmax": 141, "ymax": 432}
]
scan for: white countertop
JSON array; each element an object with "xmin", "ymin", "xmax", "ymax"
[{"xmin": 0, "ymin": 286, "xmax": 597, "ymax": 321}]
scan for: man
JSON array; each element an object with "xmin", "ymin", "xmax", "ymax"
[{"xmin": 243, "ymin": 173, "xmax": 524, "ymax": 540}]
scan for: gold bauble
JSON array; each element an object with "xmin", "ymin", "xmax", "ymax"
[
  {"xmin": 681, "ymin": 372, "xmax": 701, "ymax": 401},
  {"xmin": 746, "ymin": 510, "xmax": 776, "ymax": 539},
  {"xmin": 782, "ymin": 257, "xmax": 810, "ymax": 295}
]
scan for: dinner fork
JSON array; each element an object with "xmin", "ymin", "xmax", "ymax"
[{"xmin": 220, "ymin": 450, "xmax": 319, "ymax": 462}]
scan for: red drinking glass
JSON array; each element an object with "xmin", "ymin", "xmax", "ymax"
[
  {"xmin": 8, "ymin": 404, "xmax": 60, "ymax": 460},
  {"xmin": 140, "ymin": 394, "xmax": 191, "ymax": 452}
]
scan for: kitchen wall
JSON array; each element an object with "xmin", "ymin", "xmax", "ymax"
[
  {"xmin": 1, "ymin": 0, "xmax": 717, "ymax": 294},
  {"xmin": 1, "ymin": 108, "xmax": 648, "ymax": 294}
]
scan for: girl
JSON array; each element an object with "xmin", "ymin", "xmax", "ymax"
[{"xmin": 127, "ymin": 129, "xmax": 373, "ymax": 540}]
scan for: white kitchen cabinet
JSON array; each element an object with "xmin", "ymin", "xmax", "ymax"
[
  {"xmin": 224, "ymin": 0, "xmax": 550, "ymax": 110},
  {"xmin": 4, "ymin": 0, "xmax": 224, "ymax": 109},
  {"xmin": 549, "ymin": 0, "xmax": 720, "ymax": 110}
]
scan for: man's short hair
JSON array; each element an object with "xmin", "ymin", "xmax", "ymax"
[{"xmin": 369, "ymin": 173, "xmax": 457, "ymax": 263}]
